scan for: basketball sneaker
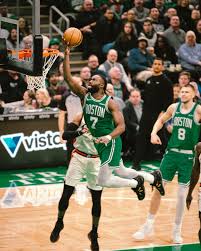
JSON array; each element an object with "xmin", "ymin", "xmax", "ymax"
[
  {"xmin": 132, "ymin": 175, "xmax": 145, "ymax": 200},
  {"xmin": 50, "ymin": 220, "xmax": 64, "ymax": 243},
  {"xmin": 151, "ymin": 170, "xmax": 165, "ymax": 196},
  {"xmin": 132, "ymin": 219, "xmax": 154, "ymax": 240},
  {"xmin": 172, "ymin": 224, "xmax": 183, "ymax": 244},
  {"xmin": 88, "ymin": 230, "xmax": 99, "ymax": 251}
]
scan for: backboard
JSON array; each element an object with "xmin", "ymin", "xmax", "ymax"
[{"xmin": 0, "ymin": 0, "xmax": 43, "ymax": 76}]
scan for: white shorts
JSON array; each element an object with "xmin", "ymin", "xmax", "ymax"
[{"xmin": 65, "ymin": 151, "xmax": 102, "ymax": 191}]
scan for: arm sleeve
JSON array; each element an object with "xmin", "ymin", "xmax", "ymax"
[{"xmin": 62, "ymin": 122, "xmax": 81, "ymax": 140}]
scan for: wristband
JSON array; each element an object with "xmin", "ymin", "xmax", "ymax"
[{"xmin": 105, "ymin": 135, "xmax": 112, "ymax": 141}]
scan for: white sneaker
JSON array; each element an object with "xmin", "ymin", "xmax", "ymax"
[
  {"xmin": 132, "ymin": 220, "xmax": 154, "ymax": 240},
  {"xmin": 172, "ymin": 225, "xmax": 183, "ymax": 244}
]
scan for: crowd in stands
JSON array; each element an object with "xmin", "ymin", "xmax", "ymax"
[{"xmin": 1, "ymin": 0, "xmax": 201, "ymax": 165}]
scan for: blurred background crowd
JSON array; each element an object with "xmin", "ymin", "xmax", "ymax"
[{"xmin": 1, "ymin": 0, "xmax": 201, "ymax": 167}]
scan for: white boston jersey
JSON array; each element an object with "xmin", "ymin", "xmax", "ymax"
[{"xmin": 73, "ymin": 117, "xmax": 98, "ymax": 155}]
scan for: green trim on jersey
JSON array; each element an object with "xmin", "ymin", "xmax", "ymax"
[
  {"xmin": 167, "ymin": 102, "xmax": 200, "ymax": 151},
  {"xmin": 83, "ymin": 93, "xmax": 115, "ymax": 137}
]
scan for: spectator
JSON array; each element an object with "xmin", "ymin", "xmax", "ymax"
[
  {"xmin": 46, "ymin": 71, "xmax": 69, "ymax": 105},
  {"xmin": 178, "ymin": 30, "xmax": 201, "ymax": 81},
  {"xmin": 175, "ymin": 0, "xmax": 191, "ymax": 31},
  {"xmin": 163, "ymin": 7, "xmax": 177, "ymax": 29},
  {"xmin": 98, "ymin": 49, "xmax": 133, "ymax": 90},
  {"xmin": 19, "ymin": 17, "xmax": 31, "ymax": 42},
  {"xmin": 149, "ymin": 7, "xmax": 165, "ymax": 32},
  {"xmin": 113, "ymin": 21, "xmax": 137, "ymax": 67},
  {"xmin": 121, "ymin": 9, "xmax": 142, "ymax": 36},
  {"xmin": 0, "ymin": 70, "xmax": 27, "ymax": 103},
  {"xmin": 152, "ymin": 0, "xmax": 166, "ymax": 17},
  {"xmin": 48, "ymin": 37, "xmax": 64, "ymax": 72},
  {"xmin": 195, "ymin": 19, "xmax": 201, "ymax": 43},
  {"xmin": 14, "ymin": 90, "xmax": 37, "ymax": 112},
  {"xmin": 189, "ymin": 9, "xmax": 201, "ymax": 31},
  {"xmin": 108, "ymin": 66, "xmax": 130, "ymax": 101},
  {"xmin": 122, "ymin": 88, "xmax": 143, "ymax": 159},
  {"xmin": 75, "ymin": 0, "xmax": 100, "ymax": 59},
  {"xmin": 139, "ymin": 18, "xmax": 157, "ymax": 48},
  {"xmin": 154, "ymin": 34, "xmax": 178, "ymax": 65},
  {"xmin": 128, "ymin": 37, "xmax": 154, "ymax": 79},
  {"xmin": 163, "ymin": 15, "xmax": 186, "ymax": 52},
  {"xmin": 6, "ymin": 28, "xmax": 18, "ymax": 50},
  {"xmin": 131, "ymin": 0, "xmax": 150, "ymax": 23},
  {"xmin": 0, "ymin": 1, "xmax": 17, "ymax": 31},
  {"xmin": 35, "ymin": 88, "xmax": 58, "ymax": 109},
  {"xmin": 106, "ymin": 83, "xmax": 125, "ymax": 110},
  {"xmin": 95, "ymin": 7, "xmax": 120, "ymax": 56}
]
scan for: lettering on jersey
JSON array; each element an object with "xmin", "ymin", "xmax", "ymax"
[
  {"xmin": 85, "ymin": 104, "xmax": 105, "ymax": 118},
  {"xmin": 173, "ymin": 117, "xmax": 192, "ymax": 129}
]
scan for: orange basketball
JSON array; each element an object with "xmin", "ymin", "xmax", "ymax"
[{"xmin": 63, "ymin": 27, "xmax": 83, "ymax": 47}]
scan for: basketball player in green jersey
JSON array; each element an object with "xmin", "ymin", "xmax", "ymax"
[
  {"xmin": 133, "ymin": 84, "xmax": 201, "ymax": 244},
  {"xmin": 63, "ymin": 47, "xmax": 165, "ymax": 200}
]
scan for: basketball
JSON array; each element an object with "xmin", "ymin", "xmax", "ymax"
[{"xmin": 63, "ymin": 27, "xmax": 83, "ymax": 47}]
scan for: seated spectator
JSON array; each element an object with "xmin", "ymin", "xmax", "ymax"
[
  {"xmin": 35, "ymin": 88, "xmax": 58, "ymax": 109},
  {"xmin": 106, "ymin": 83, "xmax": 125, "ymax": 110},
  {"xmin": 149, "ymin": 7, "xmax": 165, "ymax": 32},
  {"xmin": 46, "ymin": 71, "xmax": 68, "ymax": 104},
  {"xmin": 195, "ymin": 19, "xmax": 201, "ymax": 43},
  {"xmin": 0, "ymin": 70, "xmax": 27, "ymax": 103},
  {"xmin": 19, "ymin": 17, "xmax": 31, "ymax": 42},
  {"xmin": 14, "ymin": 90, "xmax": 38, "ymax": 112},
  {"xmin": 98, "ymin": 48, "xmax": 133, "ymax": 90},
  {"xmin": 0, "ymin": 1, "xmax": 17, "ymax": 31},
  {"xmin": 121, "ymin": 8, "xmax": 142, "ymax": 36},
  {"xmin": 48, "ymin": 37, "xmax": 64, "ymax": 72},
  {"xmin": 110, "ymin": 0, "xmax": 125, "ymax": 20},
  {"xmin": 163, "ymin": 7, "xmax": 177, "ymax": 29},
  {"xmin": 122, "ymin": 88, "xmax": 143, "ymax": 160},
  {"xmin": 178, "ymin": 30, "xmax": 201, "ymax": 81},
  {"xmin": 87, "ymin": 54, "xmax": 105, "ymax": 75},
  {"xmin": 113, "ymin": 21, "xmax": 138, "ymax": 65},
  {"xmin": 108, "ymin": 66, "xmax": 130, "ymax": 101},
  {"xmin": 128, "ymin": 37, "xmax": 154, "ymax": 80},
  {"xmin": 189, "ymin": 9, "xmax": 200, "ymax": 32},
  {"xmin": 79, "ymin": 66, "xmax": 91, "ymax": 86},
  {"xmin": 6, "ymin": 28, "xmax": 17, "ymax": 50},
  {"xmin": 163, "ymin": 15, "xmax": 186, "ymax": 52},
  {"xmin": 75, "ymin": 0, "xmax": 100, "ymax": 59},
  {"xmin": 152, "ymin": 0, "xmax": 166, "ymax": 17},
  {"xmin": 175, "ymin": 0, "xmax": 191, "ymax": 31},
  {"xmin": 139, "ymin": 18, "xmax": 157, "ymax": 48},
  {"xmin": 154, "ymin": 34, "xmax": 178, "ymax": 65},
  {"xmin": 131, "ymin": 0, "xmax": 150, "ymax": 23},
  {"xmin": 95, "ymin": 7, "xmax": 120, "ymax": 56}
]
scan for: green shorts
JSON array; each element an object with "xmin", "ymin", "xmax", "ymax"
[
  {"xmin": 160, "ymin": 149, "xmax": 194, "ymax": 185},
  {"xmin": 95, "ymin": 136, "xmax": 122, "ymax": 168}
]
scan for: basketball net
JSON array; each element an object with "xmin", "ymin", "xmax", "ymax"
[{"xmin": 26, "ymin": 49, "xmax": 59, "ymax": 90}]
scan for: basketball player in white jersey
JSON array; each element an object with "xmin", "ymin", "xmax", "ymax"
[
  {"xmin": 186, "ymin": 142, "xmax": 201, "ymax": 245},
  {"xmin": 50, "ymin": 112, "xmax": 102, "ymax": 251}
]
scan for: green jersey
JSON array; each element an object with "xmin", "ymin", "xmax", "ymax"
[
  {"xmin": 83, "ymin": 93, "xmax": 115, "ymax": 137},
  {"xmin": 167, "ymin": 102, "xmax": 200, "ymax": 151}
]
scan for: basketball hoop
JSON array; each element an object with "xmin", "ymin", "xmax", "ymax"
[{"xmin": 8, "ymin": 48, "xmax": 59, "ymax": 90}]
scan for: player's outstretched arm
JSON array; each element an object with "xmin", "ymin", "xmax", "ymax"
[
  {"xmin": 63, "ymin": 47, "xmax": 87, "ymax": 98},
  {"xmin": 151, "ymin": 103, "xmax": 175, "ymax": 145},
  {"xmin": 186, "ymin": 143, "xmax": 201, "ymax": 210}
]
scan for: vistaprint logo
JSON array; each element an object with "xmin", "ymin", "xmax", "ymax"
[{"xmin": 0, "ymin": 131, "xmax": 66, "ymax": 158}]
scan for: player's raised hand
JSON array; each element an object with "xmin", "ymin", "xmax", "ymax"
[{"xmin": 151, "ymin": 133, "xmax": 162, "ymax": 145}]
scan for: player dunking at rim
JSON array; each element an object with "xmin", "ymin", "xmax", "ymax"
[{"xmin": 63, "ymin": 47, "xmax": 165, "ymax": 198}]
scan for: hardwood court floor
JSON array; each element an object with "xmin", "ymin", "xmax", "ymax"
[{"xmin": 0, "ymin": 177, "xmax": 199, "ymax": 251}]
